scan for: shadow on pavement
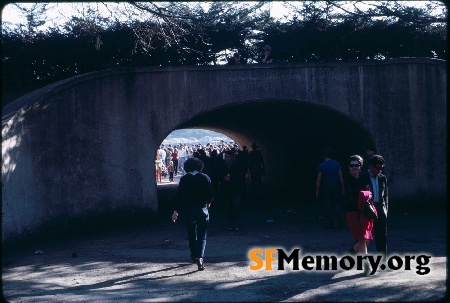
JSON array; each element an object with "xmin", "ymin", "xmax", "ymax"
[{"xmin": 2, "ymin": 181, "xmax": 447, "ymax": 302}]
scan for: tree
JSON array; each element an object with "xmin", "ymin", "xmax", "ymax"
[
  {"xmin": 282, "ymin": 1, "xmax": 447, "ymax": 26},
  {"xmin": 123, "ymin": 1, "xmax": 267, "ymax": 62},
  {"xmin": 326, "ymin": 1, "xmax": 447, "ymax": 25},
  {"xmin": 1, "ymin": 1, "xmax": 446, "ymax": 107},
  {"xmin": 11, "ymin": 3, "xmax": 50, "ymax": 39}
]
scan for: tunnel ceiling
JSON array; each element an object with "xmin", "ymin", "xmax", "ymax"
[{"xmin": 179, "ymin": 100, "xmax": 373, "ymax": 160}]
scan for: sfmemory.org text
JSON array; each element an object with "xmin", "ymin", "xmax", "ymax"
[{"xmin": 248, "ymin": 248, "xmax": 431, "ymax": 275}]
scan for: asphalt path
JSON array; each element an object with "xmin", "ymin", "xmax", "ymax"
[{"xmin": 2, "ymin": 180, "xmax": 447, "ymax": 302}]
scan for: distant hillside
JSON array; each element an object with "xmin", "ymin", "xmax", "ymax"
[{"xmin": 162, "ymin": 129, "xmax": 233, "ymax": 145}]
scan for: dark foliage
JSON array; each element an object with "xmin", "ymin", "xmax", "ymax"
[{"xmin": 1, "ymin": 3, "xmax": 446, "ymax": 107}]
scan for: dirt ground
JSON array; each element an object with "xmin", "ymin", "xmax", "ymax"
[{"xmin": 2, "ymin": 178, "xmax": 447, "ymax": 302}]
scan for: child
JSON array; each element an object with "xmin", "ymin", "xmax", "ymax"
[{"xmin": 168, "ymin": 161, "xmax": 174, "ymax": 182}]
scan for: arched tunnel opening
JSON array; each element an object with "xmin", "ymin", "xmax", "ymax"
[{"xmin": 156, "ymin": 100, "xmax": 375, "ymax": 220}]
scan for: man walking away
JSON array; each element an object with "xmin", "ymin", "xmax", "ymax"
[{"xmin": 315, "ymin": 147, "xmax": 346, "ymax": 229}]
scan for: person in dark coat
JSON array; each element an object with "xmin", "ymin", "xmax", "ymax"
[
  {"xmin": 172, "ymin": 157, "xmax": 214, "ymax": 271},
  {"xmin": 343, "ymin": 155, "xmax": 374, "ymax": 256},
  {"xmin": 360, "ymin": 155, "xmax": 388, "ymax": 260},
  {"xmin": 248, "ymin": 143, "xmax": 265, "ymax": 195},
  {"xmin": 218, "ymin": 150, "xmax": 243, "ymax": 231}
]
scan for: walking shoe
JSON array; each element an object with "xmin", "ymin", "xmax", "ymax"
[{"xmin": 197, "ymin": 258, "xmax": 204, "ymax": 271}]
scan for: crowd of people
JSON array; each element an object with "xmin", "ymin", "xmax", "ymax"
[
  {"xmin": 155, "ymin": 140, "xmax": 265, "ymax": 226},
  {"xmin": 167, "ymin": 140, "xmax": 388, "ymax": 274},
  {"xmin": 155, "ymin": 141, "xmax": 263, "ymax": 185}
]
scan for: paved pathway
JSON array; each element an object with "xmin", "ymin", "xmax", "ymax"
[{"xmin": 2, "ymin": 188, "xmax": 447, "ymax": 302}]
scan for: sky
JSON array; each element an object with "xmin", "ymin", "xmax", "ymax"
[
  {"xmin": 1, "ymin": 2, "xmax": 290, "ymax": 29},
  {"xmin": 2, "ymin": 1, "xmax": 445, "ymax": 32}
]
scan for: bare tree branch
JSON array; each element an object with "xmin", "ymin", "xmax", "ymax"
[{"xmin": 326, "ymin": 0, "xmax": 447, "ymax": 25}]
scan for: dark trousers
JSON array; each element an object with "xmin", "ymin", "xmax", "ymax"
[
  {"xmin": 250, "ymin": 173, "xmax": 262, "ymax": 191},
  {"xmin": 373, "ymin": 203, "xmax": 387, "ymax": 258},
  {"xmin": 224, "ymin": 195, "xmax": 241, "ymax": 228},
  {"xmin": 186, "ymin": 207, "xmax": 209, "ymax": 259},
  {"xmin": 173, "ymin": 160, "xmax": 179, "ymax": 174},
  {"xmin": 323, "ymin": 191, "xmax": 345, "ymax": 227}
]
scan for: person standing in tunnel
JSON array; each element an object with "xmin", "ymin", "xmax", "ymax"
[
  {"xmin": 218, "ymin": 150, "xmax": 243, "ymax": 231},
  {"xmin": 165, "ymin": 147, "xmax": 172, "ymax": 168},
  {"xmin": 237, "ymin": 145, "xmax": 249, "ymax": 194},
  {"xmin": 172, "ymin": 157, "xmax": 214, "ymax": 271},
  {"xmin": 178, "ymin": 145, "xmax": 187, "ymax": 175},
  {"xmin": 167, "ymin": 161, "xmax": 174, "ymax": 182},
  {"xmin": 158, "ymin": 146, "xmax": 166, "ymax": 167},
  {"xmin": 315, "ymin": 147, "xmax": 346, "ymax": 229},
  {"xmin": 171, "ymin": 148, "xmax": 179, "ymax": 176},
  {"xmin": 248, "ymin": 143, "xmax": 265, "ymax": 196},
  {"xmin": 207, "ymin": 148, "xmax": 223, "ymax": 202}
]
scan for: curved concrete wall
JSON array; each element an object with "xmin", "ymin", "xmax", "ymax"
[{"xmin": 2, "ymin": 58, "xmax": 446, "ymax": 242}]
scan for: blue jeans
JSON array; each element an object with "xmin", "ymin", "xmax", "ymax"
[
  {"xmin": 186, "ymin": 207, "xmax": 209, "ymax": 259},
  {"xmin": 179, "ymin": 157, "xmax": 186, "ymax": 173}
]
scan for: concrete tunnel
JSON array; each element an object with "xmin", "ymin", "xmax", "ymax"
[
  {"xmin": 3, "ymin": 59, "xmax": 445, "ymax": 244},
  {"xmin": 164, "ymin": 100, "xmax": 375, "ymax": 202}
]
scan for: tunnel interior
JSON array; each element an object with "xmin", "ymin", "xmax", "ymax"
[{"xmin": 166, "ymin": 100, "xmax": 374, "ymax": 205}]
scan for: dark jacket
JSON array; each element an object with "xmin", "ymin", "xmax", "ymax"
[
  {"xmin": 360, "ymin": 171, "xmax": 389, "ymax": 217},
  {"xmin": 175, "ymin": 172, "xmax": 214, "ymax": 215},
  {"xmin": 343, "ymin": 173, "xmax": 370, "ymax": 212},
  {"xmin": 218, "ymin": 159, "xmax": 242, "ymax": 198}
]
